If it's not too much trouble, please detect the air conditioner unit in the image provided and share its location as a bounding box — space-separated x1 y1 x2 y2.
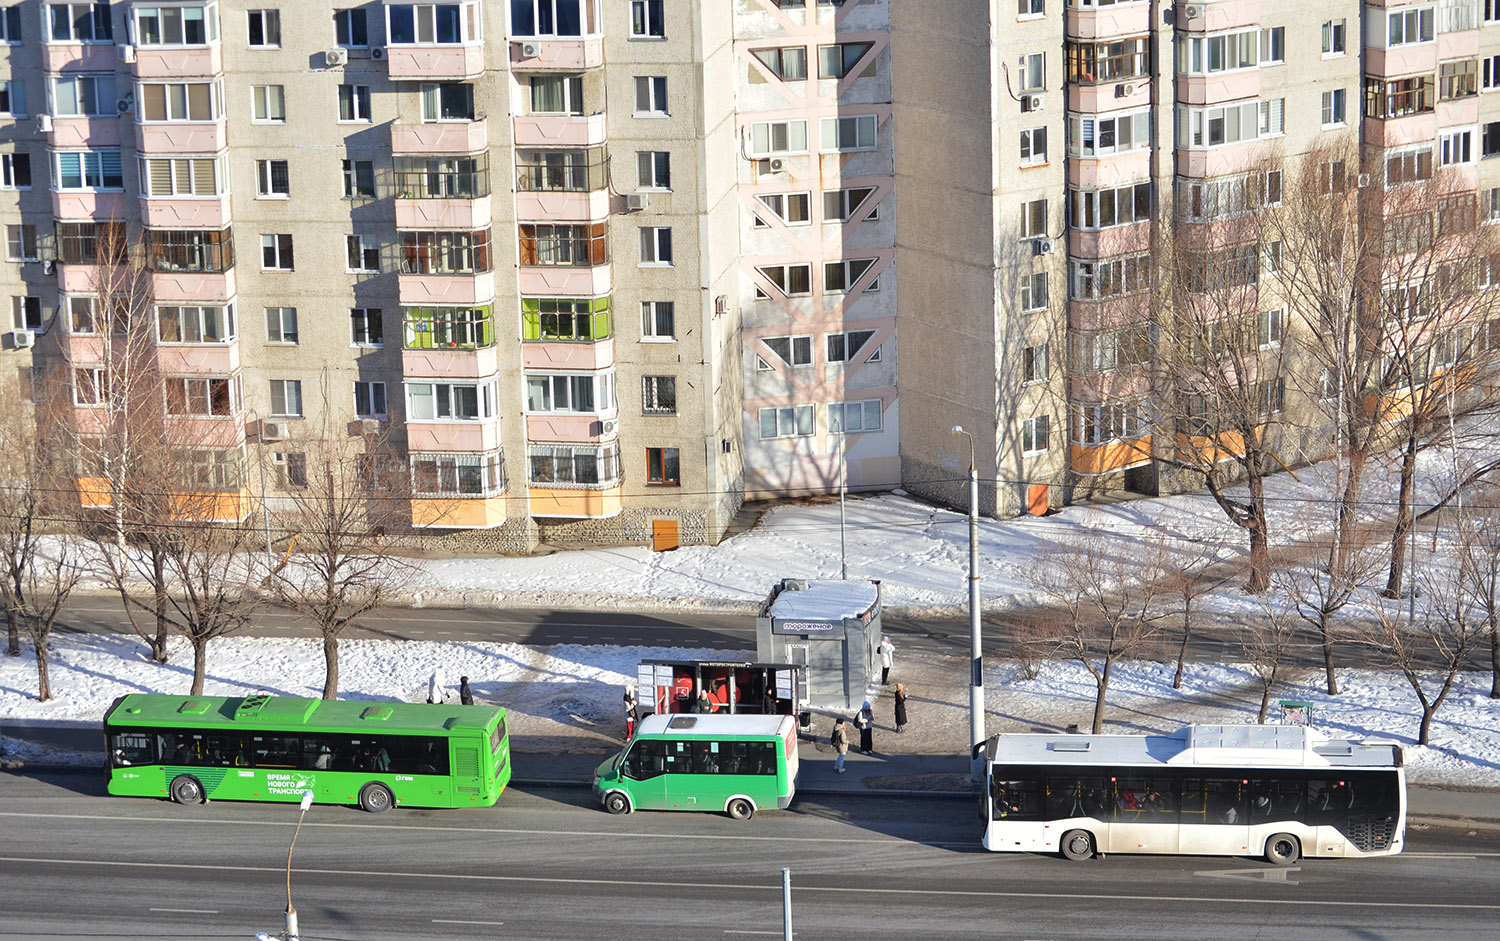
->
260 420 289 442
520 41 542 58
43 259 56 276
625 193 650 211
1022 94 1043 112
767 157 786 172
1184 4 1205 18
1033 238 1056 256
325 48 349 67
714 295 729 315
116 97 134 114
117 44 136 63
369 47 387 61
600 418 620 435
1117 83 1138 97
360 419 382 436
1357 173 1372 187
7 329 34 349
35 114 52 133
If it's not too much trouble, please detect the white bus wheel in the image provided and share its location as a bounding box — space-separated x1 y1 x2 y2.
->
1060 830 1094 861
1265 833 1300 866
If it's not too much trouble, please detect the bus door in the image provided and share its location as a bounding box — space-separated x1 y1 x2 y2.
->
1179 775 1250 855
987 769 1045 850
1107 773 1179 854
619 739 670 810
665 740 721 809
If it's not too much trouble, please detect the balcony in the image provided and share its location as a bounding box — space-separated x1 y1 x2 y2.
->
45 117 123 149
512 112 607 148
151 269 237 303
1070 438 1153 476
518 265 611 297
395 196 492 230
411 495 508 529
138 194 233 228
155 341 241 376
403 344 501 380
1172 0 1261 33
407 421 502 453
391 119 489 154
131 45 224 79
136 121 229 155
524 413 617 444
52 191 128 222
1065 3 1151 39
522 338 614 372
385 44 485 81
527 482 623 520
399 272 496 306
509 38 603 70
42 43 117 71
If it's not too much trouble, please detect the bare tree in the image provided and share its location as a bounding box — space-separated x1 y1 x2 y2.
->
1244 594 1298 724
1165 545 1221 689
1277 512 1384 695
156 500 262 695
272 434 413 699
1026 532 1171 733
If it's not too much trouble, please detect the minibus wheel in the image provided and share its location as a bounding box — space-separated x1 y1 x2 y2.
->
726 798 754 821
169 775 203 805
1060 830 1094 861
604 791 630 815
359 783 393 813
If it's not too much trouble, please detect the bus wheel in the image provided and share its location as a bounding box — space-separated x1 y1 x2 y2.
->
1060 830 1094 861
604 792 630 815
169 775 203 805
726 798 754 821
1265 833 1300 866
359 783 394 814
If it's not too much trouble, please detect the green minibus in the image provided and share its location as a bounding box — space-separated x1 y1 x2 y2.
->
104 693 511 813
593 713 799 820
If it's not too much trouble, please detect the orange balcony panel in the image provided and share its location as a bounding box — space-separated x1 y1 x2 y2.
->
521 338 614 372
169 488 251 523
385 45 484 81
528 483 623 520
138 195 232 228
53 192 128 222
136 122 229 154
156 342 239 375
406 422 502 453
1070 437 1152 477
509 38 603 70
391 119 488 154
47 117 122 149
165 415 244 449
132 45 224 79
525 413 613 443
1175 430 1247 466
394 195 493 229
42 43 116 71
402 345 501 380
517 265 611 297
76 477 113 508
398 272 496 306
512 113 607 148
151 270 236 303
514 189 609 221
411 495 508 529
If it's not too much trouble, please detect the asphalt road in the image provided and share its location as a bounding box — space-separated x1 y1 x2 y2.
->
1 773 1497 940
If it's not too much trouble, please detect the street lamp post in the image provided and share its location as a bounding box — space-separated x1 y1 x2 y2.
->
243 407 274 577
256 789 315 941
951 426 984 780
838 432 847 580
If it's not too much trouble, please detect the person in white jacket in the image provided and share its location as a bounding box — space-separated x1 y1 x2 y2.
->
428 668 446 704
877 636 894 685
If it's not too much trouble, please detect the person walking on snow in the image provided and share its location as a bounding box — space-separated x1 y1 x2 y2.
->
856 703 874 754
459 676 474 706
894 683 908 733
831 716 850 773
877 636 895 685
427 668 446 704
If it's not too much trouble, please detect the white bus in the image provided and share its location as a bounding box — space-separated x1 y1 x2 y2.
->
983 724 1404 865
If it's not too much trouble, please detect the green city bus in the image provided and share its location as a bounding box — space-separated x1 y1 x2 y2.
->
593 713 799 820
104 693 511 813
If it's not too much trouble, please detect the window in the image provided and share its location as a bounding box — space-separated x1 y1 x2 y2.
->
1021 198 1047 238
0 153 29 190
338 84 372 122
1070 254 1152 300
518 223 605 267
637 151 670 189
524 372 614 414
421 81 475 123
54 150 124 190
408 380 498 421
1176 100 1272 147
529 76 582 115
1322 89 1346 127
255 159 289 197
754 264 812 297
67 294 102 333
272 452 308 489
339 234 379 272
6 224 37 261
645 447 679 485
1486 55 1500 91
826 329 876 364
1441 60 1479 100
141 156 220 196
261 234 294 270
510 0 596 38
0 6 20 43
1177 172 1280 222
1386 146 1434 186
163 376 237 416
820 114 877 152
1175 29 1260 76
1440 128 1474 166
1258 98 1284 136
334 8 368 46
354 381 387 419
1069 37 1152 85
270 379 303 417
265 306 297 343
752 47 807 81
400 153 491 196
761 335 812 368
252 84 286 122
527 442 619 487
1020 126 1047 165
823 186 878 222
404 305 494 349
414 450 506 497
132 4 216 45
1018 0 1044 15
753 192 811 227
1072 400 1149 445
1067 109 1151 157
386 2 479 44
829 399 882 434
1019 52 1044 91
1257 377 1286 418
1259 27 1283 65
1023 344 1049 383
639 227 673 265
50 74 115 117
1488 0 1500 23
759 404 814 438
817 41 873 79
0 80 25 117
630 0 664 38
748 119 809 157
157 305 236 343
642 376 676 414
49 3 112 42
140 82 220 122
824 258 878 292
642 301 674 340
12 296 41 330
402 229 494 275
523 297 609 341
1485 121 1500 157
1386 7 1435 47
1021 272 1048 311
1021 415 1050 454
351 308 383 347
634 76 668 115
1259 308 1283 349
247 9 280 46
72 366 106 406
342 158 375 198
1069 182 1152 230
1262 240 1283 274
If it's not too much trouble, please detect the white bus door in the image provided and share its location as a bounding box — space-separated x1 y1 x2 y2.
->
1105 773 1179 854
1179 775 1250 856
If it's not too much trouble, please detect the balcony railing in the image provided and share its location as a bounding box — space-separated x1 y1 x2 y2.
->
393 153 490 199
515 146 608 192
146 228 235 273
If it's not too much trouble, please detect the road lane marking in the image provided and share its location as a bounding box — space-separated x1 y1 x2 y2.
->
724 931 787 936
5 857 1500 911
149 907 218 914
1195 867 1300 884
433 919 504 926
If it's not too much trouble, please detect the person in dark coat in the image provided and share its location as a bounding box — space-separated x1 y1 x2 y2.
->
459 676 474 706
856 704 874 754
894 683 908 733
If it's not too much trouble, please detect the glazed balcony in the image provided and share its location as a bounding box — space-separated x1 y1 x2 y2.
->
512 112 607 148
1070 438 1154 476
52 191 128 222
155 341 241 376
524 413 617 444
391 119 489 155
41 43 117 71
518 265 612 297
509 37 603 70
398 272 496 306
150 269 237 303
395 196 492 229
1065 2 1151 39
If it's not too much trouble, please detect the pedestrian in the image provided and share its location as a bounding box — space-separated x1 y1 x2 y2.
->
427 667 446 704
894 682 908 733
624 686 639 738
877 636 895 685
856 703 874 754
831 716 849 773
459 676 474 706
697 689 713 714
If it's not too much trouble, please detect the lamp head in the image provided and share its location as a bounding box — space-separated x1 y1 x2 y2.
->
299 790 315 811
951 425 964 435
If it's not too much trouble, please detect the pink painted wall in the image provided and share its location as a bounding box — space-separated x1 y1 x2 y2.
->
386 45 484 82
398 272 497 306
395 195 494 229
517 265 612 296
152 271 237 303
155 342 240 375
521 338 614 371
49 118 122 148
133 46 223 78
406 420 502 453
511 113 607 148
509 38 603 70
513 189 609 221
136 122 228 154
524 413 615 443
138 195 232 227
392 119 489 154
402 345 501 380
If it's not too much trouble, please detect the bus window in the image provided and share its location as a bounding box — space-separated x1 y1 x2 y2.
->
691 741 721 774
112 732 153 767
250 735 300 769
993 776 1040 820
351 739 392 773
414 739 448 775
1346 771 1398 818
303 737 344 771
1046 772 1109 819
1203 776 1247 824
622 740 666 779
1307 775 1354 825
1113 774 1176 821
205 734 246 767
1251 775 1304 820
160 733 196 766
